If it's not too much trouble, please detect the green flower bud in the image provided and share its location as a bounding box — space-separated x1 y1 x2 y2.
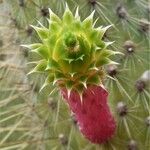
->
24 4 120 95
64 32 77 48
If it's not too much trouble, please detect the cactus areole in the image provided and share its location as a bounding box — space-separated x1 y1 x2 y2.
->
24 5 120 144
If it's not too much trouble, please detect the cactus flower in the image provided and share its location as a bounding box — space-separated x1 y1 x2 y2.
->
24 4 120 144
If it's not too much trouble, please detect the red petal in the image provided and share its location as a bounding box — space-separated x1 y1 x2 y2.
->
60 85 116 144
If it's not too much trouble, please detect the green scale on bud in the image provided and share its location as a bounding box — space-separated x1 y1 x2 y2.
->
23 4 120 100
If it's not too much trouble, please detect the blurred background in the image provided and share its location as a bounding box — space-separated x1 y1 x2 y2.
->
0 0 149 150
